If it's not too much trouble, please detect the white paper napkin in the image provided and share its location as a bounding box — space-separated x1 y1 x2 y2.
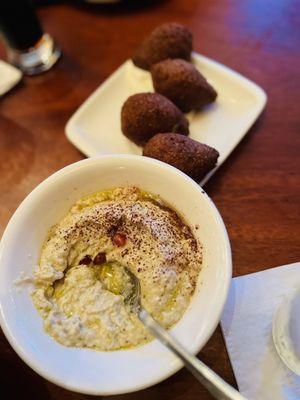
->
0 60 22 95
221 262 300 400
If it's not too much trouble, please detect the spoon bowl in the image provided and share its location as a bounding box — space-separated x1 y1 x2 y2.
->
123 267 142 313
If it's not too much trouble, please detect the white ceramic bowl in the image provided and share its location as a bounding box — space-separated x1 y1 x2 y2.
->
0 155 231 395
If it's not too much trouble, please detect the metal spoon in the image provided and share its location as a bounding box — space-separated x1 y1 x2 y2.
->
124 268 247 400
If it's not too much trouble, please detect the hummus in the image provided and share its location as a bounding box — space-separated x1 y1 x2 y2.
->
32 187 202 351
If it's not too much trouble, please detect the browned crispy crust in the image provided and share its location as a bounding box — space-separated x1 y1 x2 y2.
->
132 23 192 71
151 59 217 112
143 133 219 182
121 93 189 146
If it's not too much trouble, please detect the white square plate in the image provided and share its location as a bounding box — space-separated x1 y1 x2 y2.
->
66 52 267 185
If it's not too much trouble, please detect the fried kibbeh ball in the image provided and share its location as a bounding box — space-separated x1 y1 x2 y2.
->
132 23 192 71
143 133 219 181
151 59 217 112
121 93 189 146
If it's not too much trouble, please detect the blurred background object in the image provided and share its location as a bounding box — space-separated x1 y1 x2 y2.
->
0 0 61 75
85 0 122 3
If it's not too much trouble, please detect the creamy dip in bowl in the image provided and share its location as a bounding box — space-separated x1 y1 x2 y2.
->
0 155 231 395
33 187 202 351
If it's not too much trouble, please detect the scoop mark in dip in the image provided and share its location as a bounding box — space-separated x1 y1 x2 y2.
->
31 186 202 351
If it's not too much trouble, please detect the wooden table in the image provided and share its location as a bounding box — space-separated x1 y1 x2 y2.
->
0 0 299 398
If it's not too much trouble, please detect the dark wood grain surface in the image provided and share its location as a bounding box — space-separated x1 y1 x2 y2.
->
0 0 299 398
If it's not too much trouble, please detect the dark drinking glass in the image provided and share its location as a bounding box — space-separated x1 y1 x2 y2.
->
0 0 61 75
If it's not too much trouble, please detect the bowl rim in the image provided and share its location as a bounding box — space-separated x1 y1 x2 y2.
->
0 154 232 395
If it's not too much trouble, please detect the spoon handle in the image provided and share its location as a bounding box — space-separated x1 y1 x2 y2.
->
139 309 246 400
